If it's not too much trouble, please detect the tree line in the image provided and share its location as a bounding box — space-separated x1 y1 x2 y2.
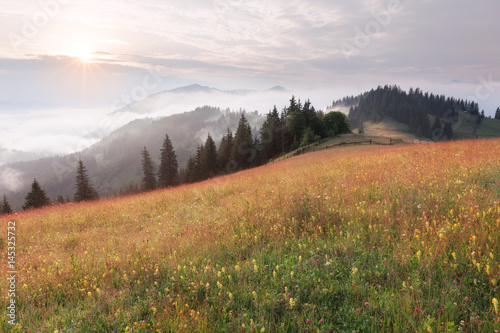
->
0 96 349 213
1 159 99 214
348 85 500 141
141 96 349 190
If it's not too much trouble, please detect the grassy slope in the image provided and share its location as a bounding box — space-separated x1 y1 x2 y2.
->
362 116 425 141
354 113 500 142
1 140 500 332
446 112 500 140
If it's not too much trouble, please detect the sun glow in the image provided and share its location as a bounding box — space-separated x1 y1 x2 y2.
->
71 42 93 63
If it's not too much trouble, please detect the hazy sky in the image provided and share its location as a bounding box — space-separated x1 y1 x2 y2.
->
1 0 500 157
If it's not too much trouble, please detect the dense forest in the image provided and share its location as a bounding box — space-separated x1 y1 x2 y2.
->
346 85 494 140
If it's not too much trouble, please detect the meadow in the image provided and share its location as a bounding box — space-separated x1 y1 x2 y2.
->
1 139 500 332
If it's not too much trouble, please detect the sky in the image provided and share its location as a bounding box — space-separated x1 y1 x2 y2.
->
0 0 500 161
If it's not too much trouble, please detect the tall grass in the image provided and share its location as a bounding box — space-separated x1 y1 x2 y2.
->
1 139 499 332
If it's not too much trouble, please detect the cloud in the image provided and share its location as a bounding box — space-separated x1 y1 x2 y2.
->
0 167 25 192
101 39 129 45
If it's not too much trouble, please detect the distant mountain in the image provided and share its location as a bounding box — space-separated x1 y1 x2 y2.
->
112 84 289 115
168 84 288 95
0 147 45 165
0 107 265 210
169 84 218 94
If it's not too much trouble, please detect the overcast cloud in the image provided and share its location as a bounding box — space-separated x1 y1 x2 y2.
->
0 0 499 161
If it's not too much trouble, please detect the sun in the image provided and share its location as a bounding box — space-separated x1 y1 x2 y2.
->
71 42 93 63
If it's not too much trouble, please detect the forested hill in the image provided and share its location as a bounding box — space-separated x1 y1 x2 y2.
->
346 85 499 140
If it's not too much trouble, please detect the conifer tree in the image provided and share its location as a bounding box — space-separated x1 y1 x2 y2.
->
231 114 254 170
201 134 218 178
55 195 65 204
495 107 500 119
184 155 198 184
23 179 50 210
2 194 12 214
158 134 178 188
141 147 157 191
217 129 233 173
74 159 99 202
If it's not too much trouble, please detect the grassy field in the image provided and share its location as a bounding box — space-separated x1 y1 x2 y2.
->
451 112 500 140
1 139 500 332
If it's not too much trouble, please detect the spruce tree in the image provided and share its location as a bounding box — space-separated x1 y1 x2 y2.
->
231 114 254 170
23 179 50 210
74 159 98 202
158 134 178 188
184 155 198 184
201 134 218 178
1 194 12 214
495 107 500 119
141 147 157 191
217 129 233 173
55 195 65 204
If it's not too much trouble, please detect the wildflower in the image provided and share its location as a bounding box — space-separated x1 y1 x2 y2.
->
464 297 470 302
493 298 499 314
414 307 419 313
306 319 311 324
319 319 323 324
260 328 266 333
364 302 369 306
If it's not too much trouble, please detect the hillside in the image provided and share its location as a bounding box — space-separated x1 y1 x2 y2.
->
355 116 429 141
346 85 500 141
0 107 264 210
1 139 499 332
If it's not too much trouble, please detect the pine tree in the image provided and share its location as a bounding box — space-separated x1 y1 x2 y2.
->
74 159 99 202
217 129 233 173
55 195 65 204
495 107 500 119
2 194 13 214
201 134 218 178
23 179 50 210
184 155 198 184
231 114 254 170
158 134 178 188
141 147 157 191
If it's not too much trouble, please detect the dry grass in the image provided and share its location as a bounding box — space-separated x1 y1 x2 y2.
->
1 139 500 332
